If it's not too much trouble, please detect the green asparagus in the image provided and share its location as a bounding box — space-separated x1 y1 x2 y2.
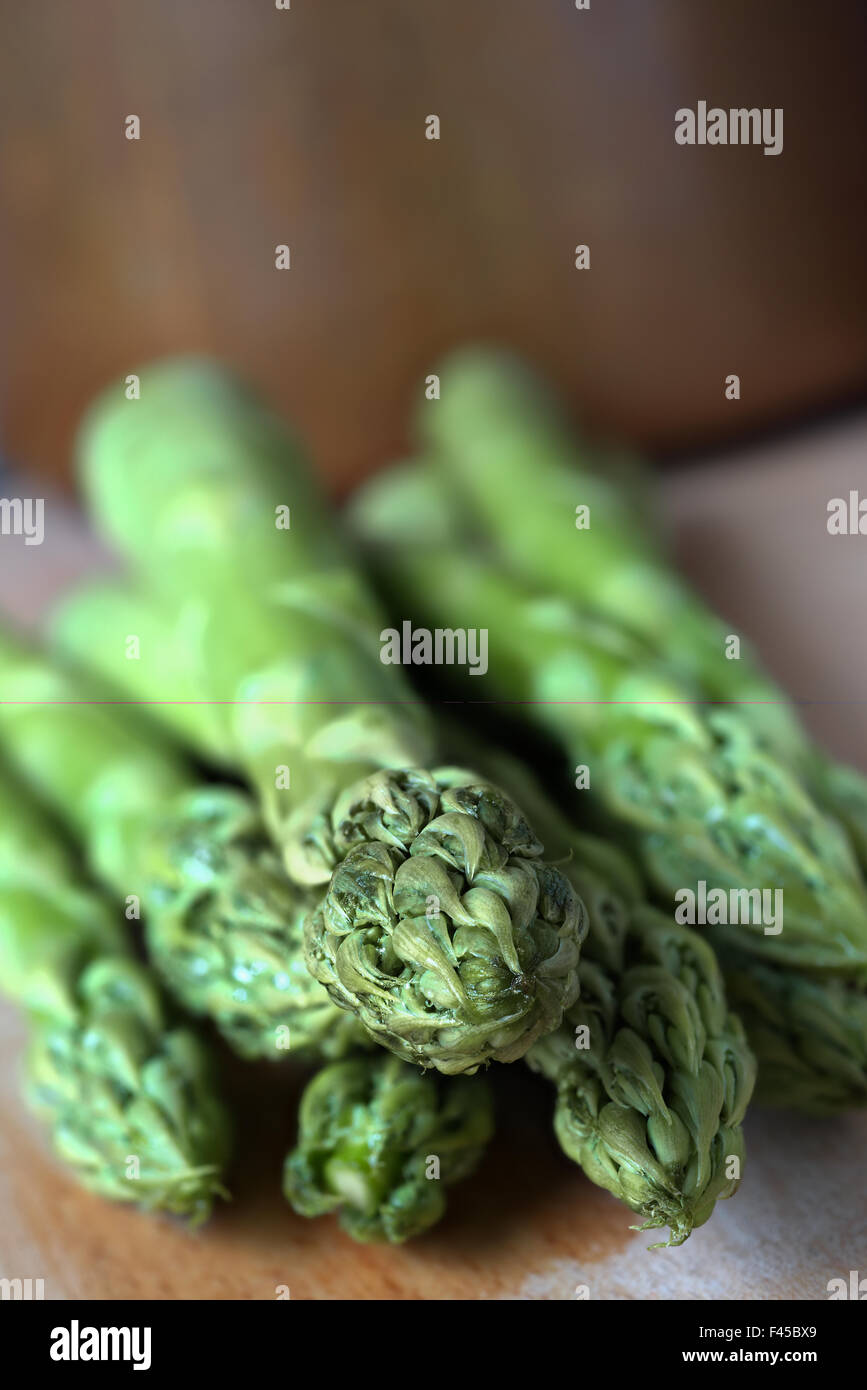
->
717 948 867 1114
442 741 756 1243
417 349 808 763
55 361 588 1073
0 625 364 1062
350 476 867 974
462 741 863 1119
284 1054 494 1242
419 350 867 861
69 359 435 885
0 766 230 1220
394 353 867 1107
351 458 867 1111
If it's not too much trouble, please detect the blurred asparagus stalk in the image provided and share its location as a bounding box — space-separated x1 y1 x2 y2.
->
68 359 436 882
0 764 230 1221
284 1054 494 1243
416 349 867 871
0 624 364 1063
453 736 865 1117
54 360 588 1076
350 462 867 1111
417 351 808 760
351 463 867 974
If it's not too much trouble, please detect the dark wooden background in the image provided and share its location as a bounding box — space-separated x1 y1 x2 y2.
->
2 0 866 488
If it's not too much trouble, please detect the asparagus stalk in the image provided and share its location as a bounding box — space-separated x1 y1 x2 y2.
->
437 739 756 1242
349 485 867 972
715 949 867 1114
284 1054 494 1243
807 757 867 877
417 349 809 762
458 739 864 1118
72 359 436 885
55 361 588 1075
0 625 365 1062
0 765 230 1220
419 350 867 861
350 465 867 1111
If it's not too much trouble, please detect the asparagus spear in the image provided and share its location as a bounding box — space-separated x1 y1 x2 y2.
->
350 482 867 971
0 625 364 1062
455 739 864 1120
350 465 867 1111
52 586 587 1075
72 359 436 883
0 765 230 1220
433 739 756 1242
807 756 867 877
715 949 867 1114
418 350 867 862
388 354 867 1107
284 1054 494 1243
416 349 808 762
55 361 588 1075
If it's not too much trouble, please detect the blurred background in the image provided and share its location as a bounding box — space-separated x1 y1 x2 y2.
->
2 0 867 491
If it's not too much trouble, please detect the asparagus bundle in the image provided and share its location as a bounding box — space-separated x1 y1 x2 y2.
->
0 626 364 1062
0 765 230 1221
284 1054 494 1243
58 371 756 1243
54 361 587 1075
350 466 867 1112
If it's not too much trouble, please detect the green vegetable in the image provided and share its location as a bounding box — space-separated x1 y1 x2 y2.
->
530 922 753 1246
349 483 867 975
57 360 588 1073
303 766 587 1073
67 359 435 887
468 738 864 1118
0 626 365 1062
433 347 867 934
444 740 756 1243
0 766 230 1221
416 349 867 904
808 757 867 876
283 1054 494 1242
350 442 867 1113
408 351 867 1110
717 949 867 1114
416 348 809 764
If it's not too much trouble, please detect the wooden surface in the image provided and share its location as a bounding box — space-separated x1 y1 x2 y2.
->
2 0 867 491
1 417 866 1300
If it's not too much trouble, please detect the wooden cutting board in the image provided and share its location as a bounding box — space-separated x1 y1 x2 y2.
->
1 418 866 1299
